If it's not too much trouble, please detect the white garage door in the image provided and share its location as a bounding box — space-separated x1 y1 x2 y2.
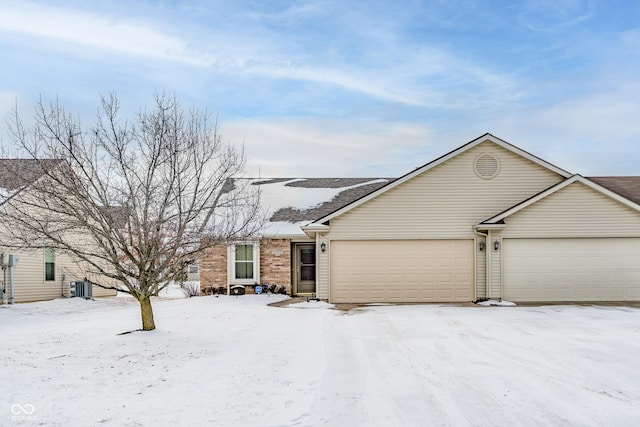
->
330 240 473 303
503 238 640 302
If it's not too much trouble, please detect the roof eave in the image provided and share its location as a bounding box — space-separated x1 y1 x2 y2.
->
474 223 506 230
310 133 573 225
300 224 330 238
482 175 640 224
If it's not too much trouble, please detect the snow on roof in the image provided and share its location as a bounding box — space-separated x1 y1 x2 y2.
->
247 178 393 236
0 187 17 204
0 159 63 205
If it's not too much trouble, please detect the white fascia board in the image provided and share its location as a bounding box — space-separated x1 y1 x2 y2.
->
300 224 330 238
581 176 640 212
482 175 640 224
311 133 572 225
262 233 309 240
484 134 572 179
473 223 506 230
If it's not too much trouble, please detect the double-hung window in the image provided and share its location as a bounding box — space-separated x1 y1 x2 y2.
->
230 243 259 283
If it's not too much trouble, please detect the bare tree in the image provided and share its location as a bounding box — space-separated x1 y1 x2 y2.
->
2 92 263 330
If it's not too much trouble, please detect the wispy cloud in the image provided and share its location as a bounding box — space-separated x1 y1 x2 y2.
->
222 117 434 177
0 2 210 65
0 1 521 110
516 0 594 32
1 0 638 178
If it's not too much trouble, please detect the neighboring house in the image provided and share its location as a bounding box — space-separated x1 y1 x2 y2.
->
200 133 640 303
0 159 117 303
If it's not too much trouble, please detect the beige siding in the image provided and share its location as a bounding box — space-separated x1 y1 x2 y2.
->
501 182 640 238
58 251 117 298
5 249 57 303
317 235 330 299
2 248 116 303
489 235 502 299
328 141 564 240
475 238 486 300
1 188 117 303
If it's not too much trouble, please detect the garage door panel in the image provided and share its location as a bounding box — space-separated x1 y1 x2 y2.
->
330 240 473 303
504 238 640 302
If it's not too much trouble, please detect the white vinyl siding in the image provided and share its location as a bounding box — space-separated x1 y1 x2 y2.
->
328 142 564 240
330 240 473 303
503 238 640 302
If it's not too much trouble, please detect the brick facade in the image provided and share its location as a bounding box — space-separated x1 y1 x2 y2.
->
199 245 227 290
259 238 291 294
200 239 293 295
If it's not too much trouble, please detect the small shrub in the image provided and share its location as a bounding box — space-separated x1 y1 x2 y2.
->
180 282 200 298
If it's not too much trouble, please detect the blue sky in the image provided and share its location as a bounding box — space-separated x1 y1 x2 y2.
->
1 0 639 177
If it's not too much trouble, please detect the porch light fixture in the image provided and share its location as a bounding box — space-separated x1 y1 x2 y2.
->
478 240 485 252
320 242 326 253
493 240 500 251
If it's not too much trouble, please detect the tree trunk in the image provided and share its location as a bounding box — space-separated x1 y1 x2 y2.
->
139 295 156 331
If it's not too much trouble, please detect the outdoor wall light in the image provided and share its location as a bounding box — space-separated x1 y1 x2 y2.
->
320 242 326 253
478 240 485 252
493 240 500 251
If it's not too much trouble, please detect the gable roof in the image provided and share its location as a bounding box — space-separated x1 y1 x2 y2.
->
310 133 573 225
479 175 640 226
0 158 63 205
233 178 393 236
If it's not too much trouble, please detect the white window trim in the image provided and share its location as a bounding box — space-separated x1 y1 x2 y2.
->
44 247 56 282
228 242 260 285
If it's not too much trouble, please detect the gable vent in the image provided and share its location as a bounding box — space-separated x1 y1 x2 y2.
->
474 154 499 179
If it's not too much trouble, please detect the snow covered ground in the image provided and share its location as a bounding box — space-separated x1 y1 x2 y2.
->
2 293 640 426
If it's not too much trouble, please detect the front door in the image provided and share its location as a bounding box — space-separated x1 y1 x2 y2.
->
295 244 316 294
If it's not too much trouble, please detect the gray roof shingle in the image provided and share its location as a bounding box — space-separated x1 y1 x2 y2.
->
268 179 393 223
0 159 62 191
246 178 393 225
588 177 640 205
